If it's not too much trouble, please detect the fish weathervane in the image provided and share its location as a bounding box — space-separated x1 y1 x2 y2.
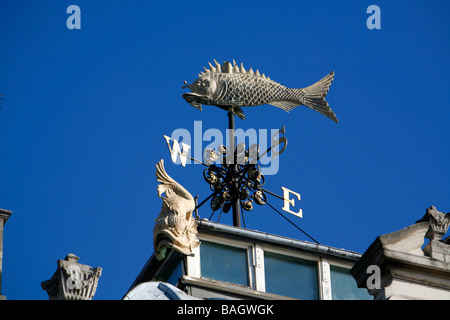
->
182 60 338 122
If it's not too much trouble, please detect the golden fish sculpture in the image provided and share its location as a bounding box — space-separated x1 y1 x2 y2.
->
182 60 338 122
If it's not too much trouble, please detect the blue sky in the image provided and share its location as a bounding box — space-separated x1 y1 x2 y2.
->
1 1 449 300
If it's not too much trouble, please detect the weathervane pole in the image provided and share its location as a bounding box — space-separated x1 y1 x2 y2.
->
182 60 337 235
228 109 241 227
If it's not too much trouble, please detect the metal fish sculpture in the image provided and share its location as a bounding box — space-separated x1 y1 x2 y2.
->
182 60 338 123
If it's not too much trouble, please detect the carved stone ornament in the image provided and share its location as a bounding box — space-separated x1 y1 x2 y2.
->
416 205 450 241
153 159 200 260
41 254 102 300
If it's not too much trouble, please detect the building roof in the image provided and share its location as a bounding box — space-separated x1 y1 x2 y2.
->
125 218 363 299
196 219 362 262
123 281 202 300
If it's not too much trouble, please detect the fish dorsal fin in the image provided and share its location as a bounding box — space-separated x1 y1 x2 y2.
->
221 61 233 73
202 60 270 79
208 62 216 72
240 63 245 73
214 59 221 70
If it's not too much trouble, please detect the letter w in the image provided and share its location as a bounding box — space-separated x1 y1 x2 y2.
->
164 135 190 167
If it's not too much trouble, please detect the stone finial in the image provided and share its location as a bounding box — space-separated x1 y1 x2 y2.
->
416 206 450 241
41 254 102 300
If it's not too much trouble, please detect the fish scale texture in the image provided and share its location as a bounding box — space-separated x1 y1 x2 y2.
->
219 73 301 107
183 60 337 122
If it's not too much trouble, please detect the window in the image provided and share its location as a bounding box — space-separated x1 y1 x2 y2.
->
330 265 371 300
189 235 368 300
166 261 183 286
155 250 183 284
264 251 319 300
200 241 250 286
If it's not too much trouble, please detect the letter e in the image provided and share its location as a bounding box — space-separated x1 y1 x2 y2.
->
281 186 302 218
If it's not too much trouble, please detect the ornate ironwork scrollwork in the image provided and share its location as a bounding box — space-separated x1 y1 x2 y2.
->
202 146 267 215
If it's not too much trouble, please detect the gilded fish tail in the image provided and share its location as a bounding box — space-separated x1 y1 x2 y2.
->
302 71 338 123
268 71 337 123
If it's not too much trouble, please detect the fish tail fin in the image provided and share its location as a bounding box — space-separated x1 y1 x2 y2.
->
302 71 338 123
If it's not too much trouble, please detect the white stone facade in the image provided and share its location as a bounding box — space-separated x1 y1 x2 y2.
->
351 206 450 300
